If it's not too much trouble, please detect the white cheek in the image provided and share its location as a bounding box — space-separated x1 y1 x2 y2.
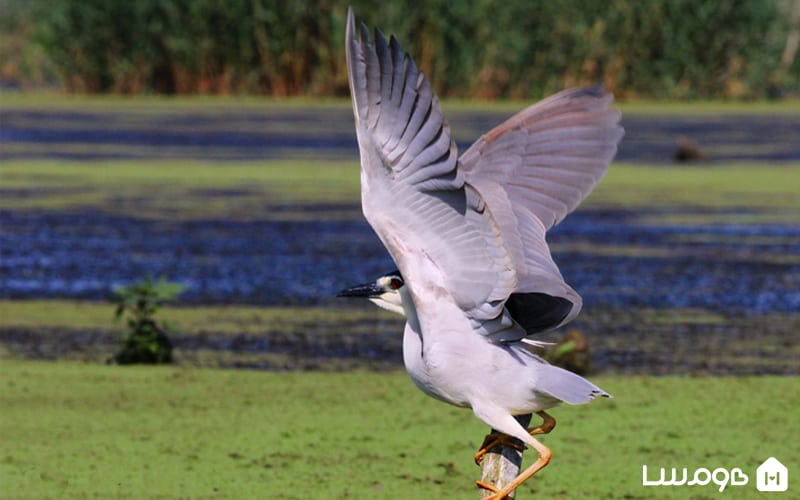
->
368 295 406 316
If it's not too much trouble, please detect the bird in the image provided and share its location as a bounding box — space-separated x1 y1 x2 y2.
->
341 7 623 499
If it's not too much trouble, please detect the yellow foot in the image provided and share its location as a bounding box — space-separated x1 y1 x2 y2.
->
474 433 526 465
475 480 499 493
483 493 509 500
477 479 513 499
474 412 556 497
477 452 552 499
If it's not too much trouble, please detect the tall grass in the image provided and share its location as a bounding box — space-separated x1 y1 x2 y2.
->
3 0 798 99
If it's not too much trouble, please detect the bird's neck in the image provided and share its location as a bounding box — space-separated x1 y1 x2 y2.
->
398 285 419 329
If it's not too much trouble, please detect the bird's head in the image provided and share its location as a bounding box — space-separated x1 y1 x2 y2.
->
336 269 406 316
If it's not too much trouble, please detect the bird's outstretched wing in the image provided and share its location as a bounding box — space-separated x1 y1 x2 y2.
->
459 86 624 332
346 8 515 322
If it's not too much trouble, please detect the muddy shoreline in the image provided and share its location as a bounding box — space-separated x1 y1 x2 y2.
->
3 308 796 375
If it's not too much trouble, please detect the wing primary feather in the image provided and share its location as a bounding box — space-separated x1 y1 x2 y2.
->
403 95 441 162
362 25 381 130
375 29 392 100
388 55 418 150
374 29 395 146
404 122 447 173
390 85 429 170
397 75 433 157
345 12 367 122
383 36 405 148
389 36 405 108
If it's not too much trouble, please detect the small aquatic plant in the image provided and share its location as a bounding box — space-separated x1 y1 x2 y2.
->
111 276 185 365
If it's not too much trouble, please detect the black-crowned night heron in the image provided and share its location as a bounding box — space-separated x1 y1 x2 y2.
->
339 8 623 498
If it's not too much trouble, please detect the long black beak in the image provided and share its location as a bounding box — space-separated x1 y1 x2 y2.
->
336 282 382 298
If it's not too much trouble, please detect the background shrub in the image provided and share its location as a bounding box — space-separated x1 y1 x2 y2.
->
111 276 185 365
1 0 798 99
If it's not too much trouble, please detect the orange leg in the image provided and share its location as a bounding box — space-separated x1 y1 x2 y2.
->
474 433 525 465
483 437 552 500
474 411 556 465
475 411 557 499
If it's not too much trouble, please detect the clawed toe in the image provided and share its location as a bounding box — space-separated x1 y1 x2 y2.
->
474 433 526 465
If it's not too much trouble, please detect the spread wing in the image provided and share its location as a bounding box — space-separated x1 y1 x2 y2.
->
346 8 516 323
459 86 624 331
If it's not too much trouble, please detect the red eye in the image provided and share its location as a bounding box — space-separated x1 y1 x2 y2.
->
390 278 402 290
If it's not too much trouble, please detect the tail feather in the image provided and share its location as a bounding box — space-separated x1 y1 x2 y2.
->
537 364 611 405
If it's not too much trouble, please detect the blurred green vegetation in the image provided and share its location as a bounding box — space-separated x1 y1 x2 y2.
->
1 0 799 99
1 361 797 497
2 160 798 222
0 160 361 220
0 299 396 335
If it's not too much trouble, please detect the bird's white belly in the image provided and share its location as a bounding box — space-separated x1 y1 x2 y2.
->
401 309 559 414
402 322 471 407
397 272 562 415
402 325 523 408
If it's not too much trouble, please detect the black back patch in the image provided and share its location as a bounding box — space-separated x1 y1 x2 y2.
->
505 293 574 335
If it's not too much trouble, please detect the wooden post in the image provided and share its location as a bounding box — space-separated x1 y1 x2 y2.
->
479 413 532 499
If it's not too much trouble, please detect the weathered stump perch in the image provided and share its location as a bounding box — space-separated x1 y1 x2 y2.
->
479 414 532 498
